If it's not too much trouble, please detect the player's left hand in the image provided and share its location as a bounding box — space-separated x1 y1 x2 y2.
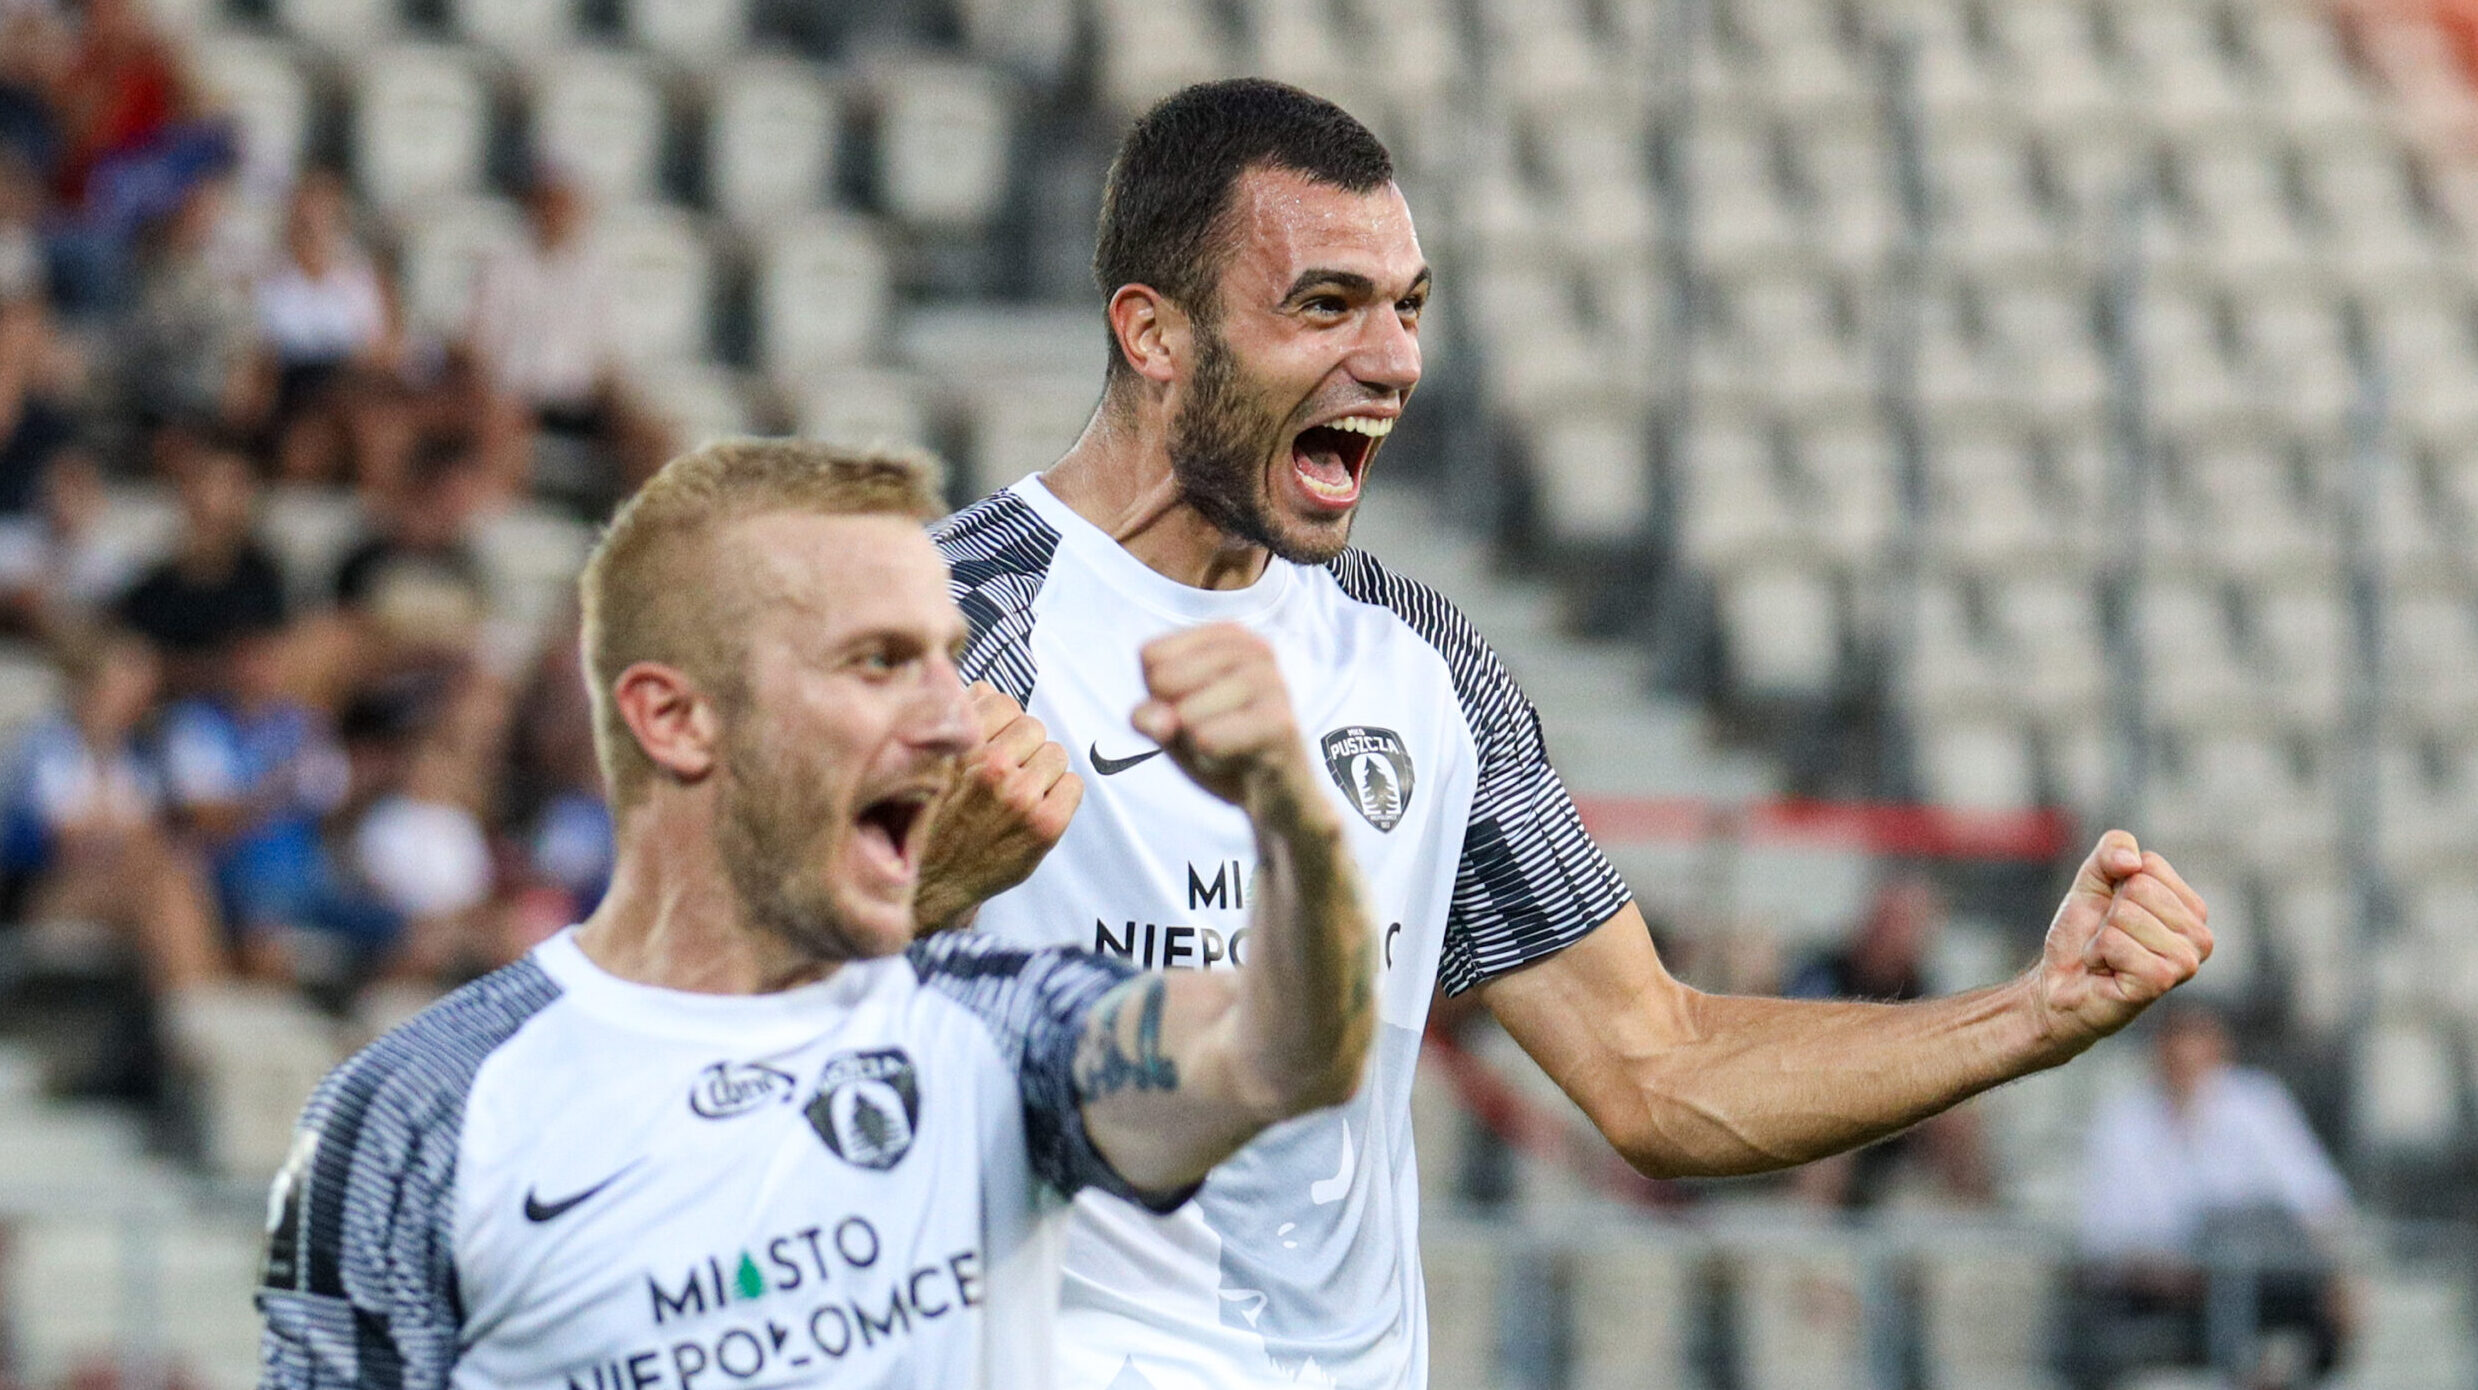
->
911 682 1082 933
2032 830 2212 1055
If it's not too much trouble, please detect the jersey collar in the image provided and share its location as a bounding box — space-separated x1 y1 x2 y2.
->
531 929 892 1045
1015 475 1298 625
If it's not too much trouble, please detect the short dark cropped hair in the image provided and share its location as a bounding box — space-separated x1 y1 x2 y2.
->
1094 79 1394 376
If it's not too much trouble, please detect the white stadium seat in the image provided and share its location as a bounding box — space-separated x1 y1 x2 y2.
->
1092 0 1228 117
394 196 527 338
1917 718 2040 811
633 364 755 450
353 45 492 210
591 206 718 369
1526 404 1653 544
625 0 754 66
870 60 1014 230
529 50 668 207
278 0 402 52
452 0 579 56
796 370 936 456
1720 560 1841 699
756 215 892 381
707 59 840 228
967 373 1095 496
191 38 311 204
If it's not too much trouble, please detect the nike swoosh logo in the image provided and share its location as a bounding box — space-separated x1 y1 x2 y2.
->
1089 742 1164 776
523 1162 640 1223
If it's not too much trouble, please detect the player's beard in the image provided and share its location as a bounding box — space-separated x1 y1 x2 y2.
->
1169 321 1352 566
713 703 863 964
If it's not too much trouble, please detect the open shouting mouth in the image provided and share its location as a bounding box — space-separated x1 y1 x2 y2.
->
1287 412 1395 512
851 787 937 885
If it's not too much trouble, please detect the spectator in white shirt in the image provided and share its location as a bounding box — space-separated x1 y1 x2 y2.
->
2074 1003 2353 1388
251 170 411 491
464 165 668 507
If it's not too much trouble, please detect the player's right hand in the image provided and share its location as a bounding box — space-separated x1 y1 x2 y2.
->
911 682 1082 933
1132 624 1321 812
2031 830 2212 1054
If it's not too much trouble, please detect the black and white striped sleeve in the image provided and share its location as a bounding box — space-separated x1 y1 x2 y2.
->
257 962 559 1390
908 934 1197 1213
1328 550 1633 994
932 491 1063 706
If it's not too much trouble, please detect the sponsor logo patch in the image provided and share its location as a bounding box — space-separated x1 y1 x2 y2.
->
805 1048 921 1171
1321 726 1415 832
689 1060 798 1119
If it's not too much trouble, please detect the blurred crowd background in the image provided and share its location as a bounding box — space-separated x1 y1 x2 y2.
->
1 0 2477 1386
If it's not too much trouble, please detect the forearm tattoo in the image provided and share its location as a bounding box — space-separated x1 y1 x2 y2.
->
1076 976 1179 1100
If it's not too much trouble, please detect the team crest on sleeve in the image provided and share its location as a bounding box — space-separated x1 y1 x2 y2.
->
804 1048 921 1170
1321 726 1416 832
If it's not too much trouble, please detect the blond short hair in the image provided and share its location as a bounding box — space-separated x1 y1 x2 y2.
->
577 437 947 808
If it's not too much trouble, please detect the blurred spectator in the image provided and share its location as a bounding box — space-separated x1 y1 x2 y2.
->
52 0 186 208
0 8 67 180
1785 874 1995 1209
343 668 514 982
0 448 149 637
467 166 668 505
2070 1003 2355 1389
0 151 43 303
114 439 287 691
332 436 491 676
156 615 358 982
0 630 223 991
503 610 609 940
123 173 256 432
0 180 81 529
252 170 413 490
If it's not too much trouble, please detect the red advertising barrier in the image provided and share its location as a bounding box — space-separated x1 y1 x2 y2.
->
1573 795 2077 862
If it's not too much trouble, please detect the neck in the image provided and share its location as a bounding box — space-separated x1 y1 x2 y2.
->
574 800 841 995
1043 390 1273 591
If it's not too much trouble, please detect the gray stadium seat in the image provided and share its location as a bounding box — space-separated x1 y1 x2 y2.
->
756 214 892 380
452 0 580 57
1092 0 1228 117
592 205 719 369
625 0 753 67
190 38 311 207
278 0 402 52
796 369 936 457
633 363 756 452
706 58 839 229
352 44 492 210
394 195 527 340
868 59 1014 231
528 49 668 207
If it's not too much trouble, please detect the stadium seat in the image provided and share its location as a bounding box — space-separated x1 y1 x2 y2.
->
1917 717 2041 811
1092 0 1228 117
966 373 1096 496
1995 0 2123 132
591 205 718 368
1719 560 1842 699
633 364 756 452
1733 1246 1867 1390
139 0 228 35
868 60 1014 230
1525 404 1653 544
2356 1009 2462 1156
277 0 402 52
2136 578 2252 728
190 38 311 205
393 195 527 339
796 369 936 456
1567 1245 1694 1390
451 0 579 56
1919 1248 2060 1388
177 987 349 1180
1421 1225 1499 1390
1907 580 2014 720
528 49 668 207
706 59 839 229
755 215 892 381
624 0 753 67
351 45 492 210
261 486 368 609
1678 419 1803 569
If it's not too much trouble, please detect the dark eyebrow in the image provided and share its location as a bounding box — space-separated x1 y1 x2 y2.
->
1282 266 1435 305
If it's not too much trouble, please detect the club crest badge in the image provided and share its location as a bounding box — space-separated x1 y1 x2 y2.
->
1322 726 1416 832
805 1048 921 1171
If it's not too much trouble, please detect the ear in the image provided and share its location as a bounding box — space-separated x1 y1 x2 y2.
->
1107 284 1188 386
613 661 721 784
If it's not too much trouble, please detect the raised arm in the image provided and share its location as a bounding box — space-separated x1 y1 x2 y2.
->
1482 832 2211 1179
1071 624 1378 1192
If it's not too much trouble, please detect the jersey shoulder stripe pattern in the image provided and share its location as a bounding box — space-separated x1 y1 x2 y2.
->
1324 546 1633 994
932 491 1063 706
907 933 1194 1214
258 958 562 1390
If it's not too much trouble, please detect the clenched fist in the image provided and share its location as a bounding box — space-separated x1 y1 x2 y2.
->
1132 624 1322 814
2034 830 2213 1054
912 682 1082 933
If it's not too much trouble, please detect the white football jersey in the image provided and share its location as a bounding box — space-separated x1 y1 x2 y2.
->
257 929 1183 1390
935 479 1631 1390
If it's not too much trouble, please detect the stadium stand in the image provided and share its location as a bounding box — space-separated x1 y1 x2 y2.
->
7 0 2478 1385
